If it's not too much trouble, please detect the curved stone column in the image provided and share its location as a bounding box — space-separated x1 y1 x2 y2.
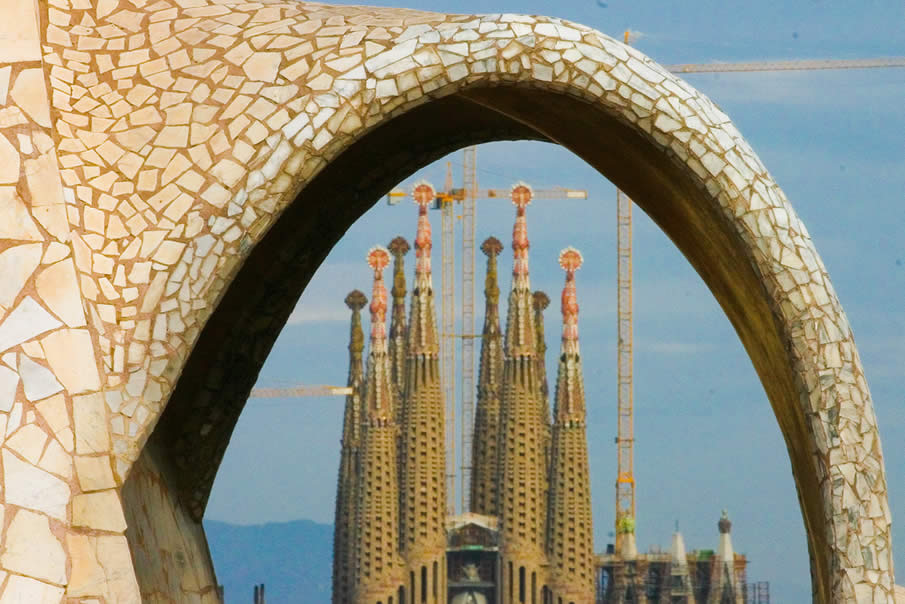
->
0 1 892 601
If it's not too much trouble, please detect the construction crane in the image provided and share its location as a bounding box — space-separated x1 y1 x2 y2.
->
614 189 636 555
606 42 905 556
252 52 904 525
665 57 905 74
388 165 588 514
250 385 352 398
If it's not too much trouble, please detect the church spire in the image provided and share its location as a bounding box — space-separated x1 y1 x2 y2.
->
498 182 549 601
332 289 367 604
470 236 505 516
343 290 367 443
365 247 392 416
399 182 447 599
708 510 743 603
408 182 439 356
533 290 551 401
505 183 537 357
669 525 695 601
388 236 410 405
354 246 404 602
555 247 585 420
533 290 553 474
546 248 595 603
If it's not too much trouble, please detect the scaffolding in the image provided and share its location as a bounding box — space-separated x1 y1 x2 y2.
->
460 146 478 513
441 166 457 516
615 189 636 546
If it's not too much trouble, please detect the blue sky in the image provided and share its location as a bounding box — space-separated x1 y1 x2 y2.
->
204 2 905 601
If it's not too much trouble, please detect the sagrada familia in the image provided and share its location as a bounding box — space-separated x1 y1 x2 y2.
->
330 183 750 604
332 182 595 604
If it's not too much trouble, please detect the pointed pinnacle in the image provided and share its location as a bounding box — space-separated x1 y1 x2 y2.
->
413 181 435 283
559 247 583 351
388 236 411 257
481 236 503 258
345 290 368 312
367 246 390 348
532 291 550 311
389 237 409 304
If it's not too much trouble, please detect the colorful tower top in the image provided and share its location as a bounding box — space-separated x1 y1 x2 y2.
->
367 246 390 356
413 181 434 288
510 182 533 291
408 181 439 356
553 247 586 423
364 245 396 426
559 247 583 357
505 183 537 357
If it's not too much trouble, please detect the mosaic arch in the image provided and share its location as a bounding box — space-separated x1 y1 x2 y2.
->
0 0 893 601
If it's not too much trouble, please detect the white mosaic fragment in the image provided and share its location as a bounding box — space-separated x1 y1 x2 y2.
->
397 24 433 43
0 244 42 310
73 392 110 455
6 401 21 438
628 74 659 100
375 78 398 98
0 364 17 412
340 64 366 81
364 38 418 73
3 448 70 520
653 114 681 133
1 574 65 604
41 329 101 394
627 57 665 84
18 355 63 401
0 296 63 353
1 508 67 585
700 151 726 177
34 258 87 327
5 423 47 464
500 13 535 24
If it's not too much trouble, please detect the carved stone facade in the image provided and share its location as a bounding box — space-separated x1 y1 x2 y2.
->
0 0 893 601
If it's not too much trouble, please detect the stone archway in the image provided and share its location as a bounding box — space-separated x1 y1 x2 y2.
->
0 1 892 602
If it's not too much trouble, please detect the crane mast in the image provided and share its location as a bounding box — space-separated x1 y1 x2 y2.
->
460 146 478 513
615 189 636 552
441 164 457 515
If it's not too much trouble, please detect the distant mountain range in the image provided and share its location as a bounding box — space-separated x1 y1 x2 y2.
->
205 519 333 604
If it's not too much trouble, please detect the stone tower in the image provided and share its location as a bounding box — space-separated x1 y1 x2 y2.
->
497 183 550 602
399 182 448 602
532 290 553 473
707 511 744 604
354 248 404 603
333 290 368 604
546 248 596 604
470 236 505 517
668 527 695 602
388 236 411 408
